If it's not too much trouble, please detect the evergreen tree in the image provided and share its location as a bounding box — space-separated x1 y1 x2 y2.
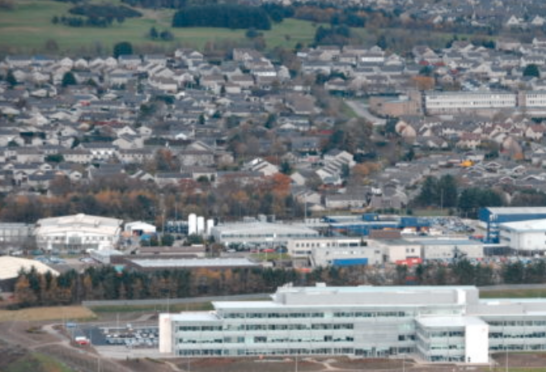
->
62 71 77 87
523 64 540 78
149 26 158 39
438 174 458 208
113 41 133 58
6 70 17 87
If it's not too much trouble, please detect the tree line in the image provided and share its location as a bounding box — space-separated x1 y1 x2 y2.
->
414 175 505 218
13 258 546 309
396 259 546 287
0 170 303 224
12 265 330 308
172 4 272 30
51 4 141 28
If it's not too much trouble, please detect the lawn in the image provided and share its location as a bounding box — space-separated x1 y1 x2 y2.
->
480 288 546 299
0 0 318 54
90 302 213 313
0 306 96 322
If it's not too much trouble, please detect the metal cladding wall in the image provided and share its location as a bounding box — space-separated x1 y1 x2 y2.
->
332 258 368 267
479 208 546 243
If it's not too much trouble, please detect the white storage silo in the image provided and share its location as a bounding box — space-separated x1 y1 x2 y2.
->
188 213 197 235
206 219 215 236
197 216 205 235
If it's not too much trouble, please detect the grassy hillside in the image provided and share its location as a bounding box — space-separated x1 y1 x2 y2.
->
0 0 318 55
4 353 75 372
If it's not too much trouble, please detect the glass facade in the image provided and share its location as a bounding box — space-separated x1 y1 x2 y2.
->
160 285 546 363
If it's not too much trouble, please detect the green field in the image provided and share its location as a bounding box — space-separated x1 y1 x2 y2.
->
0 0 319 54
480 288 546 299
90 301 214 313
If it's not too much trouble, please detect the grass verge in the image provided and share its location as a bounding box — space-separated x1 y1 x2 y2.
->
0 306 96 322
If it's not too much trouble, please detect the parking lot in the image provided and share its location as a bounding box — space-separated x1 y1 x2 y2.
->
80 325 159 348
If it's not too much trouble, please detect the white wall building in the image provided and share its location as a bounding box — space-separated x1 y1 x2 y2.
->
499 218 546 253
211 222 319 247
35 213 123 252
124 221 157 235
159 284 544 364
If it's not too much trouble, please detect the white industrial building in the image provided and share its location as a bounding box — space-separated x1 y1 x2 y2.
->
211 222 319 246
499 218 546 254
286 237 366 257
124 221 156 236
34 213 123 252
159 283 546 364
287 236 483 266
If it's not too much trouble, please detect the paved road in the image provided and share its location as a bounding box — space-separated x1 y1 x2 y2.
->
83 293 270 307
345 100 386 126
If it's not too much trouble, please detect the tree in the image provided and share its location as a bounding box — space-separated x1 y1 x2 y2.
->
458 188 503 218
113 41 133 58
149 26 158 39
6 70 17 87
280 160 292 175
62 71 77 87
161 234 175 246
160 30 174 41
415 176 438 206
245 28 260 39
523 64 540 78
438 174 458 208
376 34 387 49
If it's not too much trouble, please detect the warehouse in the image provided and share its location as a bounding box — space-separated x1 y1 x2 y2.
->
499 219 546 254
159 283 546 364
211 222 319 247
34 213 123 252
0 256 59 291
479 207 546 243
417 239 484 260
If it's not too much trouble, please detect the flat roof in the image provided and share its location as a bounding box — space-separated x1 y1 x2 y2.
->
416 316 487 328
416 239 482 246
485 207 546 215
275 285 476 294
212 222 319 235
169 312 219 322
500 218 546 232
131 258 258 268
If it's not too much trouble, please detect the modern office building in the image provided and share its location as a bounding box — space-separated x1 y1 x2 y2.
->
479 207 546 243
159 284 546 364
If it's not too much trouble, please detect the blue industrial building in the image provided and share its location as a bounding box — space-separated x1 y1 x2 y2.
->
479 207 546 243
324 214 430 236
332 258 369 267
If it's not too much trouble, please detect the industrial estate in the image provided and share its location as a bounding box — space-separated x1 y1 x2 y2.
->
6 0 546 370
